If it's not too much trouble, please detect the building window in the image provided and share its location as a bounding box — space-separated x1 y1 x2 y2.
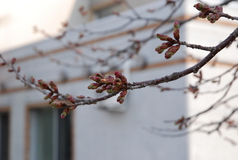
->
29 108 71 160
91 1 125 19
0 112 9 160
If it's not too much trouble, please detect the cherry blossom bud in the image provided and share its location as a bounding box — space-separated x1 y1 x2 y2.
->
49 81 58 93
60 112 67 119
11 57 16 65
95 73 104 78
164 45 180 59
173 29 180 41
115 71 127 84
207 14 220 23
8 69 14 72
17 66 21 72
51 95 58 101
44 92 53 100
77 95 85 99
156 34 175 43
96 88 104 93
0 62 6 66
66 94 75 103
155 42 173 53
198 11 209 18
214 6 223 12
106 89 114 93
51 100 63 108
173 21 180 30
193 3 209 12
38 79 50 90
31 76 35 84
155 46 165 54
88 83 101 89
89 75 101 82
117 96 125 104
60 108 69 119
120 90 127 97
113 78 122 86
193 3 204 10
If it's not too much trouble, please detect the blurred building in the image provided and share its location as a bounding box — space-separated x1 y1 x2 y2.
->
0 0 238 160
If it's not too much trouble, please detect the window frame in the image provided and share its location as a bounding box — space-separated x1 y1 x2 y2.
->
89 0 126 21
25 102 74 160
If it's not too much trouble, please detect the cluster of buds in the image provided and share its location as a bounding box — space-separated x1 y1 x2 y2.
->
194 3 223 23
174 116 188 130
155 21 181 59
88 71 128 104
1 57 21 73
38 79 77 118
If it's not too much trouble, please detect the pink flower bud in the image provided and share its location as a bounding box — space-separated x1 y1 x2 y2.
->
214 6 223 12
198 11 209 18
155 47 165 54
106 89 114 93
95 73 104 78
113 78 122 86
17 66 21 72
66 94 75 103
96 88 104 93
8 69 14 72
155 42 173 53
51 100 63 108
105 75 115 83
115 71 127 84
89 75 101 82
156 34 175 43
31 76 35 84
11 57 16 65
164 45 180 59
173 28 180 41
207 14 220 23
173 21 180 30
51 95 58 101
193 3 204 11
44 92 53 100
120 90 127 97
0 62 6 66
60 112 67 119
77 95 85 99
193 3 209 12
117 96 125 104
88 83 100 89
38 79 50 89
49 81 58 93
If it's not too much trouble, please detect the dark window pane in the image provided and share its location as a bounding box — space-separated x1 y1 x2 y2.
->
58 109 71 160
30 108 71 160
0 112 9 160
